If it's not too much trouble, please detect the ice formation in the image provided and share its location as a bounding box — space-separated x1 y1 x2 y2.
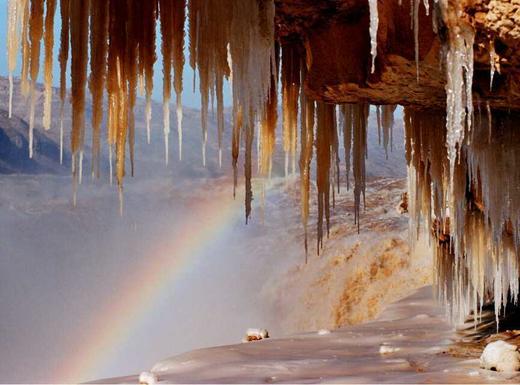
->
42 0 56 130
480 340 520 372
405 108 520 324
7 0 520 324
7 0 25 119
368 0 378 73
28 0 44 158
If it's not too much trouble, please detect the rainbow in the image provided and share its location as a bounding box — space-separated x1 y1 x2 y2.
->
57 188 243 383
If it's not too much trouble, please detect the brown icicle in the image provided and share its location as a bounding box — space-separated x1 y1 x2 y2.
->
281 43 300 176
28 0 44 158
381 104 396 158
139 0 157 145
58 0 70 164
43 0 57 131
70 0 89 200
299 69 314 259
88 0 108 178
244 110 254 224
259 41 279 178
173 0 186 160
126 0 139 178
341 105 353 190
352 103 369 233
20 0 30 98
316 102 334 253
232 105 243 198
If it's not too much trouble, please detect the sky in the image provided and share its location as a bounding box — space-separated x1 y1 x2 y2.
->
0 0 232 109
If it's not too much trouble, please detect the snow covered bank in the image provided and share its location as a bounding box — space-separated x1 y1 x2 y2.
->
267 178 432 333
102 286 520 383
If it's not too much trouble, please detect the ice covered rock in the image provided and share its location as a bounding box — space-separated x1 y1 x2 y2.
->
139 371 157 385
242 328 269 342
480 340 520 372
396 192 408 214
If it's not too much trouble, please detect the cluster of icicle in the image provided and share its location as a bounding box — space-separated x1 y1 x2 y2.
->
405 108 520 326
6 0 382 251
9 0 520 319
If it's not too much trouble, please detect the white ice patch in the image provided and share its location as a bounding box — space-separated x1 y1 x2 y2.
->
139 371 157 385
318 329 331 335
480 340 520 372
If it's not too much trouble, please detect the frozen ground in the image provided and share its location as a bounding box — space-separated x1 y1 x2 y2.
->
103 286 520 384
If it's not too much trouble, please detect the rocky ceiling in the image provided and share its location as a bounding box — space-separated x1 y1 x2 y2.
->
274 0 520 110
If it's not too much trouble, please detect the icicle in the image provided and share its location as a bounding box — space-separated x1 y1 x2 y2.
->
159 0 174 166
244 112 254 224
352 103 368 232
59 112 64 164
89 0 108 178
232 105 242 198
316 102 333 252
78 150 83 184
444 9 475 228
20 0 30 98
342 104 353 190
281 43 300 177
381 105 396 158
489 39 497 91
7 0 25 118
423 0 429 15
259 42 279 179
108 144 113 185
58 0 70 155
141 0 157 146
173 0 185 161
368 0 378 73
28 0 45 158
299 62 313 259
43 0 57 130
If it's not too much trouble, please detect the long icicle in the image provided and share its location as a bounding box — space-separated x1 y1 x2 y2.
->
7 0 25 118
88 0 108 178
58 0 70 165
43 0 57 130
368 0 379 73
159 0 174 165
173 0 186 161
28 0 45 158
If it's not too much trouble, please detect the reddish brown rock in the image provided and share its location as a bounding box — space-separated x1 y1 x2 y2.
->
275 0 520 110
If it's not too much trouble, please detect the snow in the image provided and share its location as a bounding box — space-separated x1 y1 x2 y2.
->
112 287 520 384
379 345 401 354
480 340 520 372
138 371 157 385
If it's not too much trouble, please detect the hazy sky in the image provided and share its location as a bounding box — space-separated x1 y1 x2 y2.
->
0 0 232 108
